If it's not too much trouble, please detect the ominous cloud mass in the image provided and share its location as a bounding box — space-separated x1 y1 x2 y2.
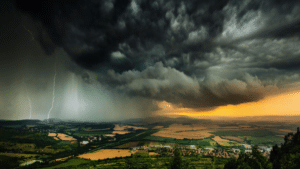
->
1 0 300 120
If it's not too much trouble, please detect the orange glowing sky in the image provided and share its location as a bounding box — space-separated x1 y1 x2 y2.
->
156 89 300 118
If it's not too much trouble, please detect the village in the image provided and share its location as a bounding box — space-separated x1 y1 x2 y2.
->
128 143 273 159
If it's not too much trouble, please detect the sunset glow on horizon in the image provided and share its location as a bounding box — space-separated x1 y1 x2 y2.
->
157 89 300 118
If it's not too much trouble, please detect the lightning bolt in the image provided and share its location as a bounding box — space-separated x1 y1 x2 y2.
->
25 87 32 119
23 78 33 119
47 64 57 121
22 25 35 41
27 95 32 119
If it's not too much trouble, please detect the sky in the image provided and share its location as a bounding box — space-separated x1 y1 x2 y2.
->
1 0 300 121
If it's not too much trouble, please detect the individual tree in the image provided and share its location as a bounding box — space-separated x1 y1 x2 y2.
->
252 146 272 169
170 146 184 169
168 146 191 169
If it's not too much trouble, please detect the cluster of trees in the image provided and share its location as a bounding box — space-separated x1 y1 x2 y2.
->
0 155 20 168
224 146 272 169
0 128 60 150
269 127 300 169
224 127 300 169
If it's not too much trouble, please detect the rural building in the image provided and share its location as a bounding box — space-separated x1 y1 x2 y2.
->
241 144 251 149
80 141 89 146
258 146 267 149
262 147 272 152
232 148 240 153
205 147 214 151
189 145 196 149
245 150 252 153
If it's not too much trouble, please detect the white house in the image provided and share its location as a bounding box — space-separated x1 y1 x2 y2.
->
262 147 272 152
245 150 252 153
232 148 240 153
205 147 214 151
241 144 252 149
80 141 89 146
189 145 196 149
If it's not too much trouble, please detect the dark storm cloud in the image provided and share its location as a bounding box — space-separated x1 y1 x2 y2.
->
224 19 300 45
12 0 300 111
14 0 230 72
102 62 277 109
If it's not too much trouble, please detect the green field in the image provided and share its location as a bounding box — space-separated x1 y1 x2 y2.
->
41 158 91 169
211 130 284 146
143 136 213 147
243 136 284 145
73 130 113 137
211 130 279 137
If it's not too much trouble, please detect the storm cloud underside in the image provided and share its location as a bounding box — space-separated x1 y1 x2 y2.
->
1 0 300 119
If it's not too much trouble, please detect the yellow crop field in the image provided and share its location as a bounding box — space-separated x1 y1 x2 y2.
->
48 133 56 137
212 136 233 146
57 133 77 142
78 149 132 160
213 136 229 142
149 152 159 155
113 131 130 135
151 124 214 139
